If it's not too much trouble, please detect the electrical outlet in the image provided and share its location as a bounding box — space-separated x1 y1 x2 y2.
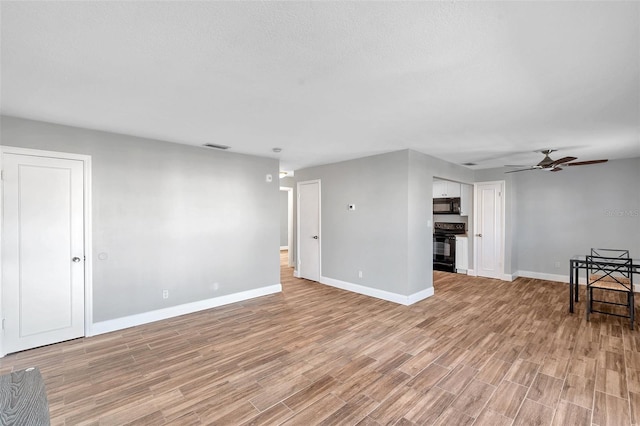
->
554 261 561 268
358 270 363 278
162 289 169 299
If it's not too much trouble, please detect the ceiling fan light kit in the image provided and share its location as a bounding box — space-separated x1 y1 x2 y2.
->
505 149 608 173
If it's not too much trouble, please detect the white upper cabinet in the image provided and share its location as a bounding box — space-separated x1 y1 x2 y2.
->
433 180 461 198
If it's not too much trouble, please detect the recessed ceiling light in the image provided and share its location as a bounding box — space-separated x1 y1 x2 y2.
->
462 162 477 166
272 147 282 153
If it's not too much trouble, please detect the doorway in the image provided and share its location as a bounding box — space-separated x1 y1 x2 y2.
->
473 180 505 279
280 186 294 268
1 147 92 356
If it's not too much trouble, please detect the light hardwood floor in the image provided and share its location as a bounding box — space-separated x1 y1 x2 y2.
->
1 251 638 425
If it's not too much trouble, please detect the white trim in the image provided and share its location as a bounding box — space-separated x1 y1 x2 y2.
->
91 284 282 336
501 274 515 282
468 269 640 292
0 146 93 355
293 270 301 278
516 271 640 292
280 186 294 268
320 276 434 306
407 287 436 305
516 270 585 285
467 269 476 276
296 179 321 281
82 156 94 337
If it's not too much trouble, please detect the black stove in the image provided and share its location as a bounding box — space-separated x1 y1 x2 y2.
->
434 222 466 235
433 222 466 272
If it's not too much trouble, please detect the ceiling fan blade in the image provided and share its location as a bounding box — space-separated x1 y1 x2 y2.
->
550 156 577 167
505 168 537 173
550 167 563 172
567 159 608 166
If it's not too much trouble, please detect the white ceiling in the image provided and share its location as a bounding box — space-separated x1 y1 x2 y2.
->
1 1 639 171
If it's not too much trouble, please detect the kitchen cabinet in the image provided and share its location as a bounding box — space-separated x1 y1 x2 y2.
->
455 236 468 274
460 184 472 216
433 180 461 198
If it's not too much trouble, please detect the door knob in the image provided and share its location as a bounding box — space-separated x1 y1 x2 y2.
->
475 234 482 237
72 257 82 263
312 235 318 239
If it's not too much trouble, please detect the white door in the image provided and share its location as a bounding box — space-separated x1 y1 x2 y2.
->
474 181 504 279
297 180 320 282
2 152 86 354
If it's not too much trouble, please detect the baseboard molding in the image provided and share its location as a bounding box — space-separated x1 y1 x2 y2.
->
461 268 512 281
516 270 585 284
293 270 300 278
320 276 434 306
91 284 282 336
498 270 640 292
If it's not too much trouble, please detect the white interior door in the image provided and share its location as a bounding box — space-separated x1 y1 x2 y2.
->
2 152 86 354
297 180 320 282
474 181 504 279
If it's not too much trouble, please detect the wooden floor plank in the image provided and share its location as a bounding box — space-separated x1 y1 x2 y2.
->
1 252 639 425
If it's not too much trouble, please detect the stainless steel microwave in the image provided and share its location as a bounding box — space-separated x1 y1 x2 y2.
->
433 197 461 214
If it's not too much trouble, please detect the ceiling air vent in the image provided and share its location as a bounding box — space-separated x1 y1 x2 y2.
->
203 143 230 150
462 162 477 166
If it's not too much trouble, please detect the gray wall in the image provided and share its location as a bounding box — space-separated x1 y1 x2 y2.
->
475 157 640 277
1 116 280 322
292 149 474 297
509 157 640 275
407 150 433 294
279 189 289 247
294 150 410 294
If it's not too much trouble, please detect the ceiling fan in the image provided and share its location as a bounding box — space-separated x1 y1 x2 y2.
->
505 149 608 173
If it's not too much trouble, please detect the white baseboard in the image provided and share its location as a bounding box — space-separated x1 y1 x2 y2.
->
293 270 301 278
320 276 434 306
516 270 582 284
516 270 640 292
462 268 512 281
91 284 282 336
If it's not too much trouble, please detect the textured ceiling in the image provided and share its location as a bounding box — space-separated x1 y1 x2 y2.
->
1 1 639 171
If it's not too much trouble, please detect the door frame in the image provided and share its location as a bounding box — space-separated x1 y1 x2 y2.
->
0 146 93 357
471 180 506 280
280 186 294 267
296 179 321 280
